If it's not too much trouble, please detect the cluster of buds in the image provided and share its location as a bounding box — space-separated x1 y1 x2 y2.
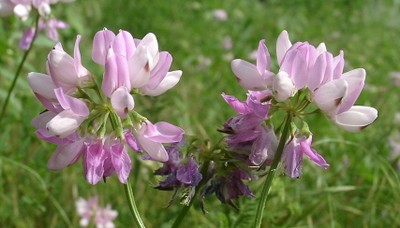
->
28 29 184 184
203 30 378 205
0 0 72 49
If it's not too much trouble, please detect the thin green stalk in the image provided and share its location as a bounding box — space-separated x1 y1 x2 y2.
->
124 178 146 228
0 14 40 124
172 160 210 228
254 113 292 228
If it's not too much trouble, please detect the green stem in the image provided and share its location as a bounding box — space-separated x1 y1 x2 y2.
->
124 178 146 228
0 14 40 124
254 113 292 228
171 160 210 228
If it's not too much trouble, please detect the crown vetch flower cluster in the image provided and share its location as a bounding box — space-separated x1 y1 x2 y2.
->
28 29 184 184
206 30 378 205
76 196 118 228
0 0 71 49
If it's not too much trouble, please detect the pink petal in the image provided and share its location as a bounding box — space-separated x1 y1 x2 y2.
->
145 52 172 90
113 30 136 59
144 121 184 143
135 124 169 162
307 53 327 91
256 39 271 75
46 110 84 138
54 87 89 116
231 59 268 91
28 72 57 100
140 70 182 96
92 29 116 66
276 30 292 65
337 68 365 114
221 93 250 114
47 139 84 170
108 141 131 183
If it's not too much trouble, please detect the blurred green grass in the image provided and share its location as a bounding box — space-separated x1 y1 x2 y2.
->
0 0 400 227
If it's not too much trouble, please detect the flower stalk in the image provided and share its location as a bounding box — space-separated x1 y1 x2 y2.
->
254 113 292 228
0 13 40 124
124 178 146 228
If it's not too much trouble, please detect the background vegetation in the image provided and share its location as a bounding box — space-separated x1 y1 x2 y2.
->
0 0 399 227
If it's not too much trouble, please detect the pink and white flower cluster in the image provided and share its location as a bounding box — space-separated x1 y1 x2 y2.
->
28 29 184 184
0 0 71 49
76 196 118 228
220 30 378 182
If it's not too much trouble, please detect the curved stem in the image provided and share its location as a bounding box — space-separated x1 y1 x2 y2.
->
124 178 146 228
0 14 40 124
254 113 292 228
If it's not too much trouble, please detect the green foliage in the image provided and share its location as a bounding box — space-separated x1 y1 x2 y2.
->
0 0 399 227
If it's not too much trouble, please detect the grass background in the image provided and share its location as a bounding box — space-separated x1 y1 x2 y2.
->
0 0 400 227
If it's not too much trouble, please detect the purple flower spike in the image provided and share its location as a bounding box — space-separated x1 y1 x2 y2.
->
19 27 35 50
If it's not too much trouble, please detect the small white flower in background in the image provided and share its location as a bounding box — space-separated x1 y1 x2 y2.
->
76 197 118 228
213 9 228 21
222 36 233 50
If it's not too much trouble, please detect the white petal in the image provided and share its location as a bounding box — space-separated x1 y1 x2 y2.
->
273 71 295 102
46 110 84 138
334 106 378 132
316 42 327 55
129 45 151 88
313 79 348 115
14 4 30 21
140 70 182 96
276 30 292 65
231 59 268 91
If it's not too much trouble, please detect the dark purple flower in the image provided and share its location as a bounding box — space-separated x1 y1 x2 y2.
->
205 168 254 207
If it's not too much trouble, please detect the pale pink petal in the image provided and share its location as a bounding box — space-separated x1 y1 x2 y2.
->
28 72 57 99
231 59 268 91
109 142 131 183
54 87 89 116
256 39 271 75
144 121 184 143
92 29 116 65
140 70 182 96
307 53 327 91
135 124 168 162
32 110 57 129
113 30 136 59
313 78 348 115
47 139 84 170
110 87 134 119
276 30 292 65
129 45 151 88
273 71 295 102
337 68 365 114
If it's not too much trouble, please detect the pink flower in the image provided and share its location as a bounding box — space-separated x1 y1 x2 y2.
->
76 196 118 228
277 30 378 131
95 205 118 228
131 120 184 162
47 36 90 92
231 39 274 91
283 136 329 178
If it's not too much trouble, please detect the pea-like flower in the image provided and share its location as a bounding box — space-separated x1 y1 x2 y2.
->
28 29 184 184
